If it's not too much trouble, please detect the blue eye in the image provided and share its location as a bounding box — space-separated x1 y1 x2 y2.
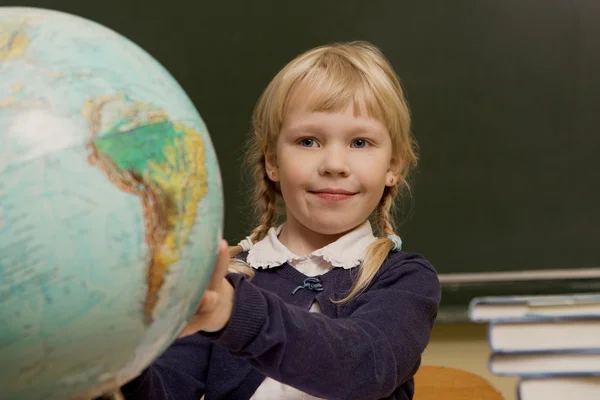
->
299 138 316 147
352 139 369 148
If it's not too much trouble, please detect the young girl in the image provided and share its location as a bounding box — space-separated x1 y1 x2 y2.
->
122 41 440 400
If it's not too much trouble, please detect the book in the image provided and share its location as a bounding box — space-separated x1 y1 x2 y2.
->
469 293 600 398
517 376 600 400
490 351 600 376
488 319 600 352
468 293 600 322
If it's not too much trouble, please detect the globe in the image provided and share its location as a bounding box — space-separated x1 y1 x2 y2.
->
0 7 223 400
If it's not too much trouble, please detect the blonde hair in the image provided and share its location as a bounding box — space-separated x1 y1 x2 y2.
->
229 41 418 303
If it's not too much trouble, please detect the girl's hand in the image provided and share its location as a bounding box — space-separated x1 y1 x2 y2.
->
178 240 235 337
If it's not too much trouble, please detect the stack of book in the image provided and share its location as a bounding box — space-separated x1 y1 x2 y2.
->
468 293 600 399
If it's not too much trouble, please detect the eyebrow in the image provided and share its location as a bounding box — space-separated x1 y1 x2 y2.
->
286 123 382 137
285 124 325 135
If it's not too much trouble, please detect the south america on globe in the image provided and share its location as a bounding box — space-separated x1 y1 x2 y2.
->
0 7 223 400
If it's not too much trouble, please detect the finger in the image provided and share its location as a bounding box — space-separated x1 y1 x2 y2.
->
207 240 229 291
178 324 195 338
197 291 218 314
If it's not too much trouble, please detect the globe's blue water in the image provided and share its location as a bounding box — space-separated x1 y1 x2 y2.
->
0 7 223 399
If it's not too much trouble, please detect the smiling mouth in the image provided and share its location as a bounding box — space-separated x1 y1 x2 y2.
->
309 190 357 202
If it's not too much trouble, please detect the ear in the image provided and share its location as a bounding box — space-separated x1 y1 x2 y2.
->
385 156 402 187
264 145 280 182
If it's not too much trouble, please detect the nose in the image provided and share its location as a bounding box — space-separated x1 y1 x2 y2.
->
318 145 350 177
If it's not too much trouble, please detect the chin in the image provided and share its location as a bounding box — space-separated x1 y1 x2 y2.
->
304 217 362 237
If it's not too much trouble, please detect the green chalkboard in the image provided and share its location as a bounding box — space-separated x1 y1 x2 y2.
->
8 0 600 320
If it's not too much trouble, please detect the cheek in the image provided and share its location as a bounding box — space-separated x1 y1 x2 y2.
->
355 159 389 188
279 160 310 193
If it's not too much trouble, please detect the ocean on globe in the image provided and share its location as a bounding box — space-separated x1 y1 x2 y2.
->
0 7 223 400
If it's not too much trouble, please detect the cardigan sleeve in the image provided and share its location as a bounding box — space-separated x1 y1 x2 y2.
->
121 333 211 399
202 255 441 400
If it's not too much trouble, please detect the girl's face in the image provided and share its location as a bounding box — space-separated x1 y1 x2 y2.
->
266 88 401 237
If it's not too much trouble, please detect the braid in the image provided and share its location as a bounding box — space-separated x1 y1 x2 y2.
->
333 184 401 304
249 157 278 242
377 185 398 236
228 156 278 274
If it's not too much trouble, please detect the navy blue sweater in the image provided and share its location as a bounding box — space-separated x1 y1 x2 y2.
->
121 251 440 400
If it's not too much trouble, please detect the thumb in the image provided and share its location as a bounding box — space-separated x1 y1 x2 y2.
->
207 240 230 291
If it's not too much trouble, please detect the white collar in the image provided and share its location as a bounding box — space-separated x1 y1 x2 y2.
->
240 220 377 270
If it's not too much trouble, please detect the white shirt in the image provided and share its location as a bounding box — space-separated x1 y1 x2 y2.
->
239 221 377 399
